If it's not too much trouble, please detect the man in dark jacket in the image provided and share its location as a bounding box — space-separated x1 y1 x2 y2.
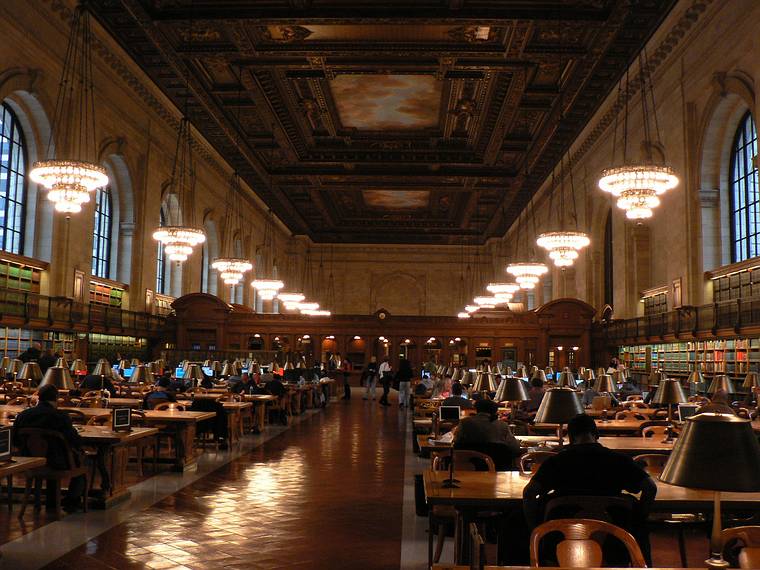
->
13 385 86 511
38 349 57 374
80 373 117 394
453 398 521 469
19 342 42 363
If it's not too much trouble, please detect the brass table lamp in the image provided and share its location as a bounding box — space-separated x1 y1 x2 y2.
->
130 364 155 385
707 374 735 396
471 372 497 394
494 376 529 419
39 366 75 390
660 412 760 568
532 369 548 385
651 378 688 442
70 358 87 377
17 362 43 388
534 387 584 446
91 359 114 390
185 364 204 388
557 371 576 389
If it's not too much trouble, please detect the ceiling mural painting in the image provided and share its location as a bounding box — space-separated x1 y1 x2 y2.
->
331 75 442 130
363 190 431 210
90 0 678 244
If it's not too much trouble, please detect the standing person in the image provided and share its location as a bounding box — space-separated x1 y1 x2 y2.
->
378 357 393 407
395 358 413 409
341 357 352 400
38 348 57 374
363 356 378 401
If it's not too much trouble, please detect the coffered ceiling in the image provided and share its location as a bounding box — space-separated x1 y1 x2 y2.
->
90 0 677 244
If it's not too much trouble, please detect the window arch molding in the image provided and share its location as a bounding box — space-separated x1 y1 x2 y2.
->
0 81 54 262
698 71 756 272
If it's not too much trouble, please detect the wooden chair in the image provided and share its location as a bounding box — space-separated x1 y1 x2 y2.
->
625 395 644 401
77 396 105 408
219 393 242 402
642 425 669 438
429 450 495 566
129 410 158 476
652 408 670 419
529 518 647 568
614 410 646 421
634 454 705 567
414 399 442 418
57 395 79 407
86 415 110 426
469 522 486 570
16 428 91 518
633 453 668 475
722 525 760 569
64 409 87 425
153 402 186 411
6 396 29 406
519 450 557 475
81 390 103 399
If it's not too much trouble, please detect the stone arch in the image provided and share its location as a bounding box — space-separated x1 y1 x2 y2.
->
0 74 54 261
370 271 426 316
697 71 755 270
98 147 135 284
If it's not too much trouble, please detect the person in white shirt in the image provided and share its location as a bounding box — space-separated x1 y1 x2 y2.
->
378 357 393 407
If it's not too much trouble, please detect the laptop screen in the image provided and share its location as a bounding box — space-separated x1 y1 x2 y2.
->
175 367 185 379
678 404 700 422
439 406 461 422
202 366 214 377
122 367 135 378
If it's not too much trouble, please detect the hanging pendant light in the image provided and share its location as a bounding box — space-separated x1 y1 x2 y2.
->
278 292 306 310
464 304 480 313
29 6 108 213
251 278 284 300
212 68 253 287
537 155 590 267
457 312 471 319
507 262 548 289
598 51 678 220
152 117 206 262
486 282 519 302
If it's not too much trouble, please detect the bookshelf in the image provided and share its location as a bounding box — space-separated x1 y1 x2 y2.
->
619 337 760 380
88 333 148 363
89 279 125 308
0 327 76 359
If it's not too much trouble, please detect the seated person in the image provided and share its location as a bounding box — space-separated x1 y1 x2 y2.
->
199 372 215 390
13 385 86 512
265 373 288 424
525 377 546 412
519 414 656 565
229 372 254 394
143 377 177 409
619 378 642 398
454 398 521 470
582 385 620 408
698 389 735 415
79 372 116 394
440 382 473 409
415 373 435 396
431 375 452 399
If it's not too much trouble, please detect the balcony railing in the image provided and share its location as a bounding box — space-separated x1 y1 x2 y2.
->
598 297 760 344
0 287 167 336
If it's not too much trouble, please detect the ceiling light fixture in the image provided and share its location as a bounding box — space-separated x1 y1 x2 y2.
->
251 279 284 300
30 5 108 213
598 50 678 220
457 312 471 319
507 262 548 289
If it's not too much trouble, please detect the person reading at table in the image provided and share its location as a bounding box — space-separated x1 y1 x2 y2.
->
265 373 288 425
525 376 546 413
440 382 473 409
13 384 87 512
80 371 117 395
143 376 177 409
453 398 520 470
520 414 656 565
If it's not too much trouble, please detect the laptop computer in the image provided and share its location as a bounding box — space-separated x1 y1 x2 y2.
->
678 403 700 422
439 405 461 422
0 426 13 463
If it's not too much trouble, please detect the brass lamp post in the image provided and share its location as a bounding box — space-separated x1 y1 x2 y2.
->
661 413 760 569
534 387 584 446
651 378 688 442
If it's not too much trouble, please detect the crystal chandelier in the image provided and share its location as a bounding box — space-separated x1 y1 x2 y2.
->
507 262 549 289
302 309 330 317
297 302 319 312
153 227 206 262
29 6 108 213
486 282 519 302
152 118 205 262
536 231 591 267
457 312 471 319
251 279 284 301
213 258 253 285
464 304 479 313
599 51 678 220
473 296 501 308
598 165 678 219
278 292 305 310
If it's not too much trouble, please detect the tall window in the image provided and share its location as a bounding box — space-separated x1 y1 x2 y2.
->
91 186 112 278
156 209 166 294
201 241 208 293
730 112 759 262
0 103 26 254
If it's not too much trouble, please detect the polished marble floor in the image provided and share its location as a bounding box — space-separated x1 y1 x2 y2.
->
45 394 407 570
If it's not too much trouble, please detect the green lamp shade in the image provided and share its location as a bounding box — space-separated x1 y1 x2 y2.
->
534 387 584 424
660 413 760 492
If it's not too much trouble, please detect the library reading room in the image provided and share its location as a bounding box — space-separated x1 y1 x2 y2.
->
1 1 760 569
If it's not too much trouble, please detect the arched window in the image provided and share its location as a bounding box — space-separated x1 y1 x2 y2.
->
0 103 27 254
91 186 112 278
156 209 166 294
201 240 208 293
730 112 759 262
